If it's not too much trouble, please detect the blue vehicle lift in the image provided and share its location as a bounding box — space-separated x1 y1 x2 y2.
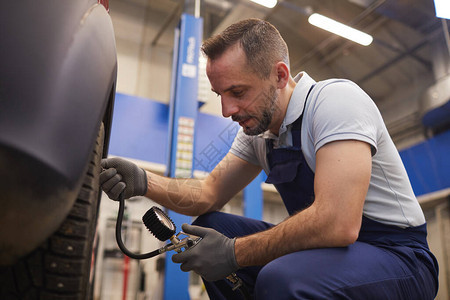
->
164 13 203 300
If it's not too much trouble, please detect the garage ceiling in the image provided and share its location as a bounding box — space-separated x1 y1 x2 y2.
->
144 0 444 98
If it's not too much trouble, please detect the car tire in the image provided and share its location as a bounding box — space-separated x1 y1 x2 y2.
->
0 123 105 300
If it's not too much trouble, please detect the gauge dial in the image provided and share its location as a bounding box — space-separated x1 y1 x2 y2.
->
142 207 176 241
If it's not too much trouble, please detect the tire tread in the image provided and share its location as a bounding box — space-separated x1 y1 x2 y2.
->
0 124 105 299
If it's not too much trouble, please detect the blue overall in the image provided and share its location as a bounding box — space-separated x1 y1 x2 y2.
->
193 88 439 299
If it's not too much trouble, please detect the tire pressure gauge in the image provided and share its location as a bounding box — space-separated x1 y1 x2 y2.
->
115 196 249 299
141 206 201 253
142 206 176 241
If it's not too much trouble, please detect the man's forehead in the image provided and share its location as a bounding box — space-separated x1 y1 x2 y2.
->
207 44 246 68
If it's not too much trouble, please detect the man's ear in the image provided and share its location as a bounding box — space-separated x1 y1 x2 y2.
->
275 61 290 89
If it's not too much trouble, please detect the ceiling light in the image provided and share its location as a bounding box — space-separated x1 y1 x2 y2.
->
249 0 277 9
308 13 373 46
434 0 450 19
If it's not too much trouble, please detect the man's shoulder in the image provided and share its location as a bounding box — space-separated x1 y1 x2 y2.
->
314 78 360 94
309 78 374 110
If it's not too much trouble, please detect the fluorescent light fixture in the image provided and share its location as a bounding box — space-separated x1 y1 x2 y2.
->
308 13 373 46
434 0 450 19
249 0 277 9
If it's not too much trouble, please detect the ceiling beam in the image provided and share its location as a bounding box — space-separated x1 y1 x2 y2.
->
357 29 441 84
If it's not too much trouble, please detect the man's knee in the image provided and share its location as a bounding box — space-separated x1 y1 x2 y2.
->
192 211 224 228
254 258 303 300
192 212 273 240
254 252 335 300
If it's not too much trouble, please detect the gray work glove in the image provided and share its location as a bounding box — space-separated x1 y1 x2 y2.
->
172 224 239 282
100 158 148 200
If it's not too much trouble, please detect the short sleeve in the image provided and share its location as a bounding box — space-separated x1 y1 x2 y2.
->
229 128 261 166
310 81 380 155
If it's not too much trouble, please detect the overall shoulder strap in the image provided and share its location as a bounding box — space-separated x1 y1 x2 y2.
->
291 84 316 144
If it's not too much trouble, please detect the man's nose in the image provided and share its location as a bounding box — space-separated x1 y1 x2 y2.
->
221 98 239 118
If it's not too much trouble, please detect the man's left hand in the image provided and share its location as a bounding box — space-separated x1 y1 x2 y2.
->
172 224 239 281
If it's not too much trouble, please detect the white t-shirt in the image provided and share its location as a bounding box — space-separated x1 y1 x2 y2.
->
230 72 425 228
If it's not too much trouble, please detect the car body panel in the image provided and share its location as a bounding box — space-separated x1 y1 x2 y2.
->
0 0 117 263
0 0 117 188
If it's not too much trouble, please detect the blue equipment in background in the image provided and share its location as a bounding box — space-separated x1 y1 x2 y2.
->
164 13 203 300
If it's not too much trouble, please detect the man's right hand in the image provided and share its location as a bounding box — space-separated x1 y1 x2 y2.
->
100 158 148 200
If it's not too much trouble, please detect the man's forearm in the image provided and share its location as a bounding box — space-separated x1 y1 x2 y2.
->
143 172 216 216
234 202 357 267
141 153 261 216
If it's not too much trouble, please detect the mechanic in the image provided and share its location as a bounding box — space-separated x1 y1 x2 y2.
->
100 18 439 299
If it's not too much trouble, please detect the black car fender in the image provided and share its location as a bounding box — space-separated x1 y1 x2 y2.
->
0 0 116 187
0 0 117 263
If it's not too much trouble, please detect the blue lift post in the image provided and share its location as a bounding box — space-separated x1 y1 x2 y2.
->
164 13 203 300
243 173 265 220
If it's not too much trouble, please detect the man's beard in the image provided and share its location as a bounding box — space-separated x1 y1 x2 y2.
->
233 85 279 136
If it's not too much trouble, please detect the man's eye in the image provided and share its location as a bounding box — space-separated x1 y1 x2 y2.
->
232 90 244 97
